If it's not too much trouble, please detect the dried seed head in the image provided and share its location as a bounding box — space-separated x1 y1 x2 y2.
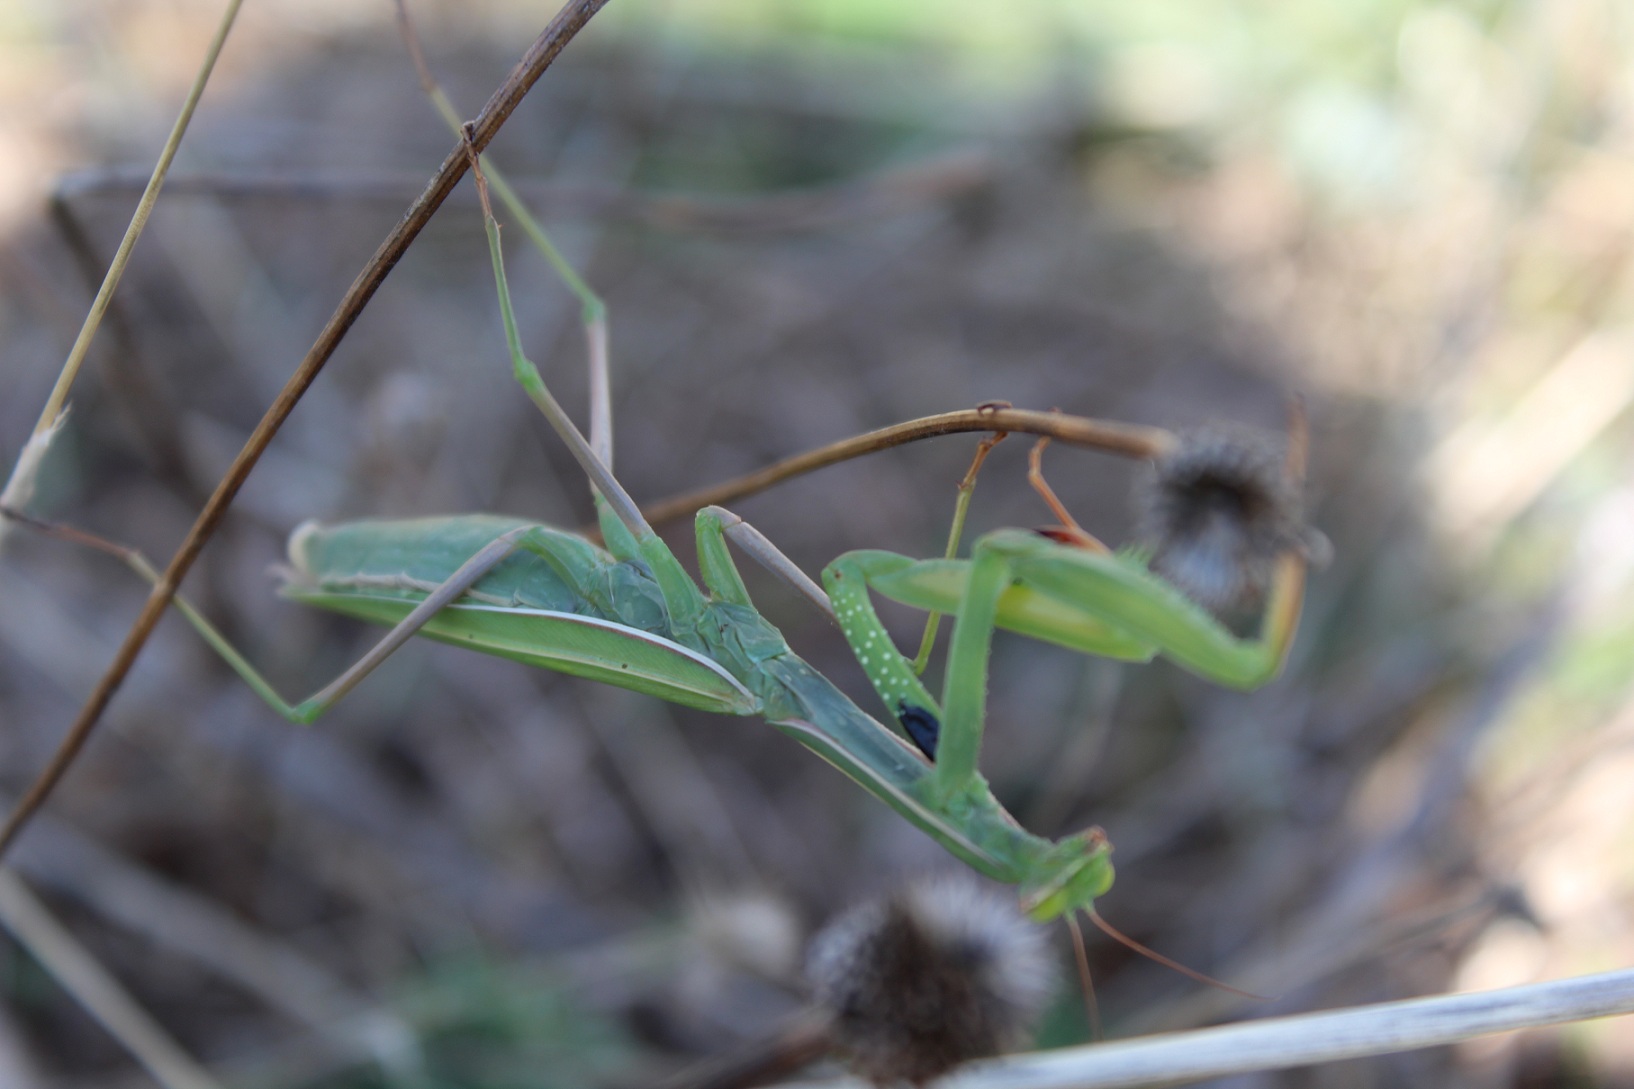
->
1135 426 1308 612
806 876 1055 1086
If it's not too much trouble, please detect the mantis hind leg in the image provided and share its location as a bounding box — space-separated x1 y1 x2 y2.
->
3 510 546 725
464 144 711 638
403 44 627 552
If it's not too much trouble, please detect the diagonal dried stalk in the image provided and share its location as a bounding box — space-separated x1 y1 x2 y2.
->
0 0 613 861
0 870 225 1089
8 801 423 1075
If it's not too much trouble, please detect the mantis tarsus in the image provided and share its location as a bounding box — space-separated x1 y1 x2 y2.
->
11 134 1314 924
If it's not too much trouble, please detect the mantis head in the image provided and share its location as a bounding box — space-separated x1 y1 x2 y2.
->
1018 827 1116 921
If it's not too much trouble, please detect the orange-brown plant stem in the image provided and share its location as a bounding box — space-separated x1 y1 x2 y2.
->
636 408 1176 529
0 0 612 861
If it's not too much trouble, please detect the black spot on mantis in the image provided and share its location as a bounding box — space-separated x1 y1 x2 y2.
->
896 703 942 761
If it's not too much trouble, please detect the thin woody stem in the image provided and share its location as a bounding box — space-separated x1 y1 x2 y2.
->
0 0 614 862
636 408 1177 530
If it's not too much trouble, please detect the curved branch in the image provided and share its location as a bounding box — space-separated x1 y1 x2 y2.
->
639 408 1176 528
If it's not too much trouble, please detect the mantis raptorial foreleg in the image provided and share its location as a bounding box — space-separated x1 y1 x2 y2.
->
820 421 1313 777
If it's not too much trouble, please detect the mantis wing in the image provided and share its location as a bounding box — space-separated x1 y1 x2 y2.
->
285 516 761 716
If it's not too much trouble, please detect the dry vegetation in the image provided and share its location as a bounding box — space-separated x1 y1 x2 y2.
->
1 1 1632 1086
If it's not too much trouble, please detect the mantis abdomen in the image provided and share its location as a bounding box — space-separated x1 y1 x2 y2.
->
283 515 760 714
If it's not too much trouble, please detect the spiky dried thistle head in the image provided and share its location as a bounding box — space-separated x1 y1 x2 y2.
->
806 876 1055 1086
1135 425 1320 613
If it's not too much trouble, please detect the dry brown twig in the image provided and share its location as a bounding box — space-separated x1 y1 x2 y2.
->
0 0 613 860
634 408 1174 531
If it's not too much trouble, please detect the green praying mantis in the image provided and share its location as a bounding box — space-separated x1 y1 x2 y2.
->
10 135 1314 924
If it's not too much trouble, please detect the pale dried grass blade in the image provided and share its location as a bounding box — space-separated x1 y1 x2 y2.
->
0 868 225 1089
787 968 1634 1089
0 0 243 553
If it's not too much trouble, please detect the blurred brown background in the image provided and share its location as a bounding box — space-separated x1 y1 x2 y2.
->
1 0 1632 1086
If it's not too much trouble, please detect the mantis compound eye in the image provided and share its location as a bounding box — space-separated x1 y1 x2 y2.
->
806 875 1055 1086
1134 425 1311 613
